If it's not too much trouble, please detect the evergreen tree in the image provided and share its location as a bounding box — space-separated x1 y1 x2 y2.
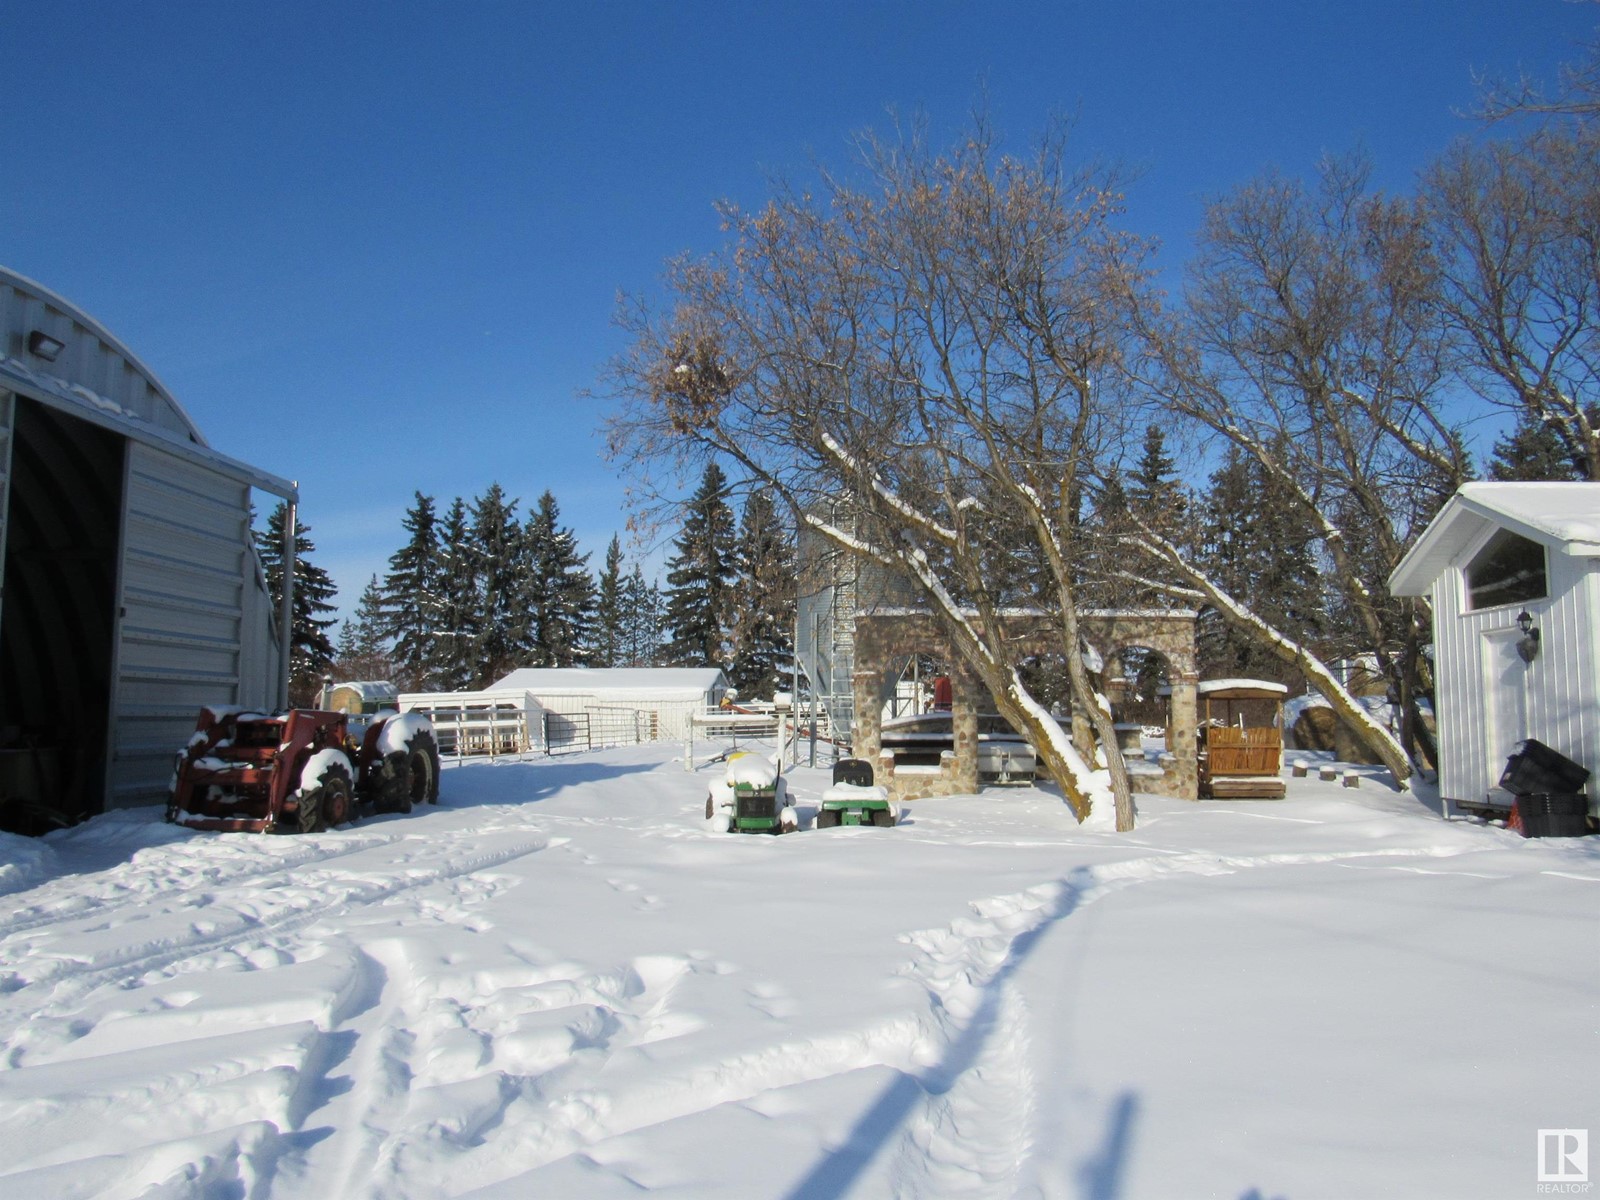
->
1487 412 1581 481
256 502 339 706
1193 447 1324 681
729 489 794 699
381 492 440 689
621 566 665 667
1128 424 1187 532
521 491 595 668
335 575 394 682
433 497 480 691
469 483 522 686
594 535 626 668
662 463 738 668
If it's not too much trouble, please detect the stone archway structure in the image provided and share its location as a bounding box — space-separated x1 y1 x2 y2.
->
851 609 1199 803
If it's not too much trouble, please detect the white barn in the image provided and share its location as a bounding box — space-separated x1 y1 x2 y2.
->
1389 482 1600 816
1 268 295 821
490 667 728 744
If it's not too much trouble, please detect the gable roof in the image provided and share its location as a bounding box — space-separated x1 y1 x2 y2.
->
490 667 727 699
1389 482 1600 596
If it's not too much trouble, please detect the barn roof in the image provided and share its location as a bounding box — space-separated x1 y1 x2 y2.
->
491 667 727 699
1389 482 1600 597
0 266 294 498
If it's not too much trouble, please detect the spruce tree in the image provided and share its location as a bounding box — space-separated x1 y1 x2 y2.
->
381 492 440 689
1194 447 1324 681
256 502 339 706
662 463 737 669
335 575 394 683
433 497 480 691
1128 424 1187 532
1487 412 1581 481
469 483 522 686
594 535 626 668
729 489 794 699
621 566 664 667
521 491 595 668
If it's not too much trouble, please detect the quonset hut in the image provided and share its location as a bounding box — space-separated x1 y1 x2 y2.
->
0 267 296 823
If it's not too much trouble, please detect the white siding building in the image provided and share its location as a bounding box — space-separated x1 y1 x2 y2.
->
490 668 728 743
1 267 295 818
1389 482 1600 815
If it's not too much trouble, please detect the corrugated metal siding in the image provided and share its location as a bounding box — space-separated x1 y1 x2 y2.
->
1434 527 1600 806
2 274 194 439
110 443 253 805
237 552 283 712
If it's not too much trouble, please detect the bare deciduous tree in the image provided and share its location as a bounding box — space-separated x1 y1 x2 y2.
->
1425 124 1600 480
1126 157 1474 782
603 118 1149 827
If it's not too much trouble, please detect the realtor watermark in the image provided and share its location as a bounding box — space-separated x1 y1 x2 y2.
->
1538 1130 1591 1193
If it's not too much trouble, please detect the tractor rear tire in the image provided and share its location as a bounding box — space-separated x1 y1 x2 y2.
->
321 771 356 827
299 763 353 834
872 809 895 828
378 728 442 813
817 809 840 829
705 796 715 820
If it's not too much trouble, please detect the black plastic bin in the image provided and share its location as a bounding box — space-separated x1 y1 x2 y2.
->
1515 793 1592 838
1499 739 1590 796
832 758 875 787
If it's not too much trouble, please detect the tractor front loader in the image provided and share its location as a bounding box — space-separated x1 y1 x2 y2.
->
168 705 441 833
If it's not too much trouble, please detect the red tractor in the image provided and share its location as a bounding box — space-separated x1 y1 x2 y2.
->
167 705 441 833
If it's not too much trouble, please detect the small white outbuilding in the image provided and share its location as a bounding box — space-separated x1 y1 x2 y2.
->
490 667 728 744
1389 482 1600 816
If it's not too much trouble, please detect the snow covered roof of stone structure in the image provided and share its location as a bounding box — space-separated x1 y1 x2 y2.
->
490 667 727 699
1389 482 1600 597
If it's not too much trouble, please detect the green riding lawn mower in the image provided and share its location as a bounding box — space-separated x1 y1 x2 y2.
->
816 758 898 828
705 751 799 834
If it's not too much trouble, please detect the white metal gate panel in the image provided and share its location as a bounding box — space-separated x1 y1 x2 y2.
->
111 443 254 805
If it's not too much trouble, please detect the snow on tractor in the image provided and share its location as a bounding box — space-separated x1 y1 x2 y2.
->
705 751 798 834
167 705 441 833
817 758 898 828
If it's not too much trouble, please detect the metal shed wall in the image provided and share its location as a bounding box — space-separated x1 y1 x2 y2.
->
1 266 293 814
112 443 281 805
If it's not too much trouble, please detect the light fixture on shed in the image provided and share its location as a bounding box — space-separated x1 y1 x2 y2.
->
1516 609 1541 663
26 330 65 362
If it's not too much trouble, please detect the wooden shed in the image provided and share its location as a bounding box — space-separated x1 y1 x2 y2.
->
1390 482 1599 818
1197 679 1288 799
1 268 295 822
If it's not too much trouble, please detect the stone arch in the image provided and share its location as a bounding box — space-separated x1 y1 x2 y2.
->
850 609 1198 802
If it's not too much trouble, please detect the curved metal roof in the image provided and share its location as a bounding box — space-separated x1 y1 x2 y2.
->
0 265 293 497
1 265 207 445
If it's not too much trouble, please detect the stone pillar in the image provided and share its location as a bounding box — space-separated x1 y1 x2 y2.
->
949 666 982 794
1168 674 1200 800
852 669 885 765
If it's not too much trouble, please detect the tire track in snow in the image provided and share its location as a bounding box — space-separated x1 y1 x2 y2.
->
0 831 552 1049
0 830 408 942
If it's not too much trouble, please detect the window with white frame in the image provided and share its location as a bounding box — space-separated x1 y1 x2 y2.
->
1464 528 1547 610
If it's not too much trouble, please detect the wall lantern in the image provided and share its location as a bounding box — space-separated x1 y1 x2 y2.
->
1516 609 1541 663
27 330 65 362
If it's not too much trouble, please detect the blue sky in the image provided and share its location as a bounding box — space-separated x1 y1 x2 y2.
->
6 1 1592 624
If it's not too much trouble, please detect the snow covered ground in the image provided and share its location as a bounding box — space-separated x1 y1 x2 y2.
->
0 742 1594 1200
